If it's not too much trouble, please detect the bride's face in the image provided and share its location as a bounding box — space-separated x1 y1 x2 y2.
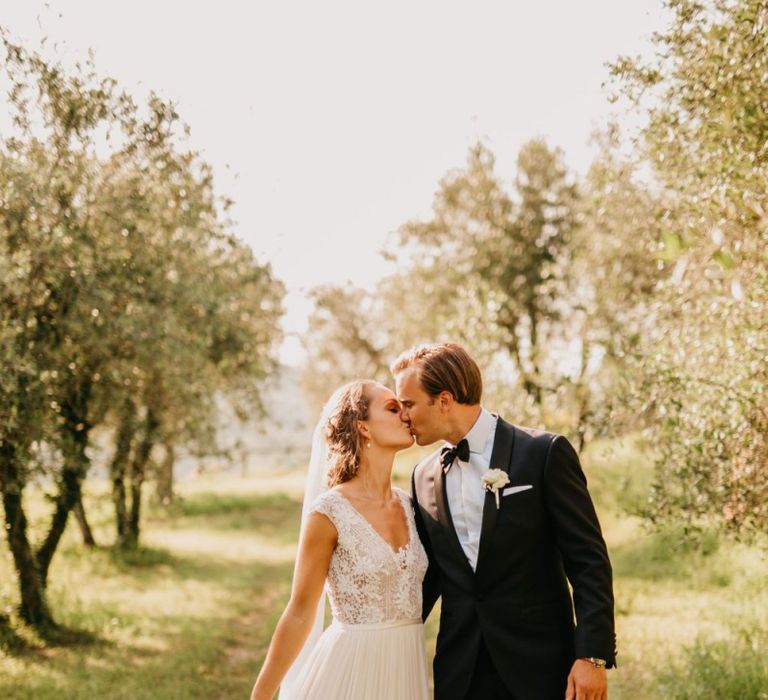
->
362 384 415 450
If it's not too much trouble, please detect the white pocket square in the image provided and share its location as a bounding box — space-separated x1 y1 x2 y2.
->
502 484 533 496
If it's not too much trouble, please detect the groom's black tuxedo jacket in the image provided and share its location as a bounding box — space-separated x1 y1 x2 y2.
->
411 417 616 700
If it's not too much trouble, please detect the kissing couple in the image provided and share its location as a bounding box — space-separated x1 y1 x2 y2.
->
251 343 616 700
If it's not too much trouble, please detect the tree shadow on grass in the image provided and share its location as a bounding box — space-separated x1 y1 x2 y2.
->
0 615 29 654
35 620 102 647
150 492 302 545
0 615 107 659
102 542 292 593
107 543 178 569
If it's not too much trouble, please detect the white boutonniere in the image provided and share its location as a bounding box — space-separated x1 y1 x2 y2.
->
481 468 510 509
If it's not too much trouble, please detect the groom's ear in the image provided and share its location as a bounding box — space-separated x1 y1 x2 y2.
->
437 391 455 413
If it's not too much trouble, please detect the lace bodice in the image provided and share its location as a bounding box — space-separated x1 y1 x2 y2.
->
308 487 428 625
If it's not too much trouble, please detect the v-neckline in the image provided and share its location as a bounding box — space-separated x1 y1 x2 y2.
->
333 489 412 556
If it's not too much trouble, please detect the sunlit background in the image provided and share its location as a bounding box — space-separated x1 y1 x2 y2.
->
1 2 766 699
3 0 663 365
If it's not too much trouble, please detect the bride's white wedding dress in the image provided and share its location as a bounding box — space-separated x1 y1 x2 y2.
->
284 486 430 700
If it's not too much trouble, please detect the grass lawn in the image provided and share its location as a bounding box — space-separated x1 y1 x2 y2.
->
1 439 767 699
0 477 301 700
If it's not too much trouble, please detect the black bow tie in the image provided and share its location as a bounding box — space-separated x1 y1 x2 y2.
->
441 438 470 472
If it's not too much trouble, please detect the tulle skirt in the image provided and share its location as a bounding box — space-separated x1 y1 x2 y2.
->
287 617 430 700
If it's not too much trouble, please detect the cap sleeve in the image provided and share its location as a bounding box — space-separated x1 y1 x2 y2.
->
307 490 341 527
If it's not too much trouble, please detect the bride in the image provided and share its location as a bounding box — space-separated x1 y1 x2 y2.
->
249 380 430 700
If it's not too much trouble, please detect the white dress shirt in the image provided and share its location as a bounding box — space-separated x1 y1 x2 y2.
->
444 407 498 571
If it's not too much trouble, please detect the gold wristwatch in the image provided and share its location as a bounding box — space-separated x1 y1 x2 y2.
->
583 657 607 669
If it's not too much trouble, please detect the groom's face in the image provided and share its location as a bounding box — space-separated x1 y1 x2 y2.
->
395 368 445 446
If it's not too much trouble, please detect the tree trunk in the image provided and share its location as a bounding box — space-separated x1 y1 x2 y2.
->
155 440 175 505
0 611 12 637
503 317 544 412
527 303 543 408
36 381 92 586
111 400 136 547
36 458 84 586
125 482 142 549
0 442 54 627
74 495 96 547
573 322 592 454
124 407 159 549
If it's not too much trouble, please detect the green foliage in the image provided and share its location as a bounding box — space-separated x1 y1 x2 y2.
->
300 284 392 415
0 30 284 479
302 1 768 544
301 140 613 442
395 140 582 422
0 30 284 625
611 526 732 586
654 624 768 700
609 0 768 540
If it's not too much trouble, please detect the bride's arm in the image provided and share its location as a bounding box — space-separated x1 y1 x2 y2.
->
249 512 337 700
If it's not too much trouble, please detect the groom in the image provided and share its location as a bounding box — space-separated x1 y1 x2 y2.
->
393 343 616 700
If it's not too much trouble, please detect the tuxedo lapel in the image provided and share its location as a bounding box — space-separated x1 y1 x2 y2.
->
433 454 475 578
475 418 516 574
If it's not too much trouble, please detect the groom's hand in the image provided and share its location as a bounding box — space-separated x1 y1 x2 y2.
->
565 659 607 700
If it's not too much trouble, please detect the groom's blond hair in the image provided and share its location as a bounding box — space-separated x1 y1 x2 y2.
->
391 343 482 405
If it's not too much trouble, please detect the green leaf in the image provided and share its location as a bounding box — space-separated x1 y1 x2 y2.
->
712 251 734 271
660 230 683 262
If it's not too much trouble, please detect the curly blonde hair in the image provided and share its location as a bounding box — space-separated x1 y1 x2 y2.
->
323 380 375 487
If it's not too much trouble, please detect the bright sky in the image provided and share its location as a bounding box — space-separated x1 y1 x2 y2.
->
3 1 664 366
